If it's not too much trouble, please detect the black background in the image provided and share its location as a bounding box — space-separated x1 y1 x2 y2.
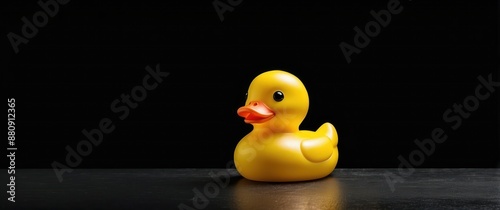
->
4 0 499 169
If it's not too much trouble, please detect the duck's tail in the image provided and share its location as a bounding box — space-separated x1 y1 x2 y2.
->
316 123 338 147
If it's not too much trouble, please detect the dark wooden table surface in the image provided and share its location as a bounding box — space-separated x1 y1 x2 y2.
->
3 168 499 209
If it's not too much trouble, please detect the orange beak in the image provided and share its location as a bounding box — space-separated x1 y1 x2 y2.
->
237 101 275 124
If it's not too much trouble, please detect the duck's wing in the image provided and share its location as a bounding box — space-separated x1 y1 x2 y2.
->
300 123 338 163
300 136 334 163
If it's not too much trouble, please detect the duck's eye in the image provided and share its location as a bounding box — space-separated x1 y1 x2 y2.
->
273 91 284 102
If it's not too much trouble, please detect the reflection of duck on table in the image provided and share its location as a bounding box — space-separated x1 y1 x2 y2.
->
234 176 343 210
235 70 339 182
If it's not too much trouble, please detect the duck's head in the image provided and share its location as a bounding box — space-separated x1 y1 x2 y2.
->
237 70 309 132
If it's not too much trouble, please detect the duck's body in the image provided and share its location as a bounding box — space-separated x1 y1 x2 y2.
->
235 123 338 182
235 70 339 182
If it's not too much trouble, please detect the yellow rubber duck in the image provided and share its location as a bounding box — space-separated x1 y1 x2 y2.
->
234 70 339 182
